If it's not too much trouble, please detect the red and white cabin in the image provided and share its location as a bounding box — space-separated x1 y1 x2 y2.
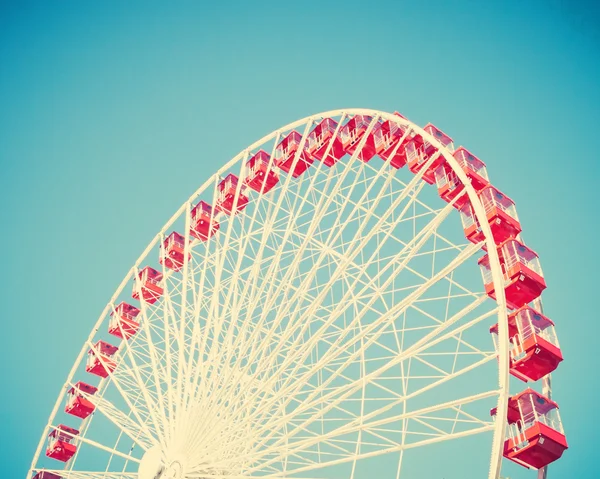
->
33 473 62 479
490 306 563 382
274 130 313 178
215 174 249 215
109 301 140 340
422 123 453 155
406 123 453 184
339 115 379 162
435 147 490 208
190 201 220 241
244 150 279 193
493 389 567 470
65 381 98 419
460 186 521 246
132 266 163 304
46 425 79 463
160 231 188 272
452 147 489 190
306 118 346 167
479 239 547 310
86 340 118 378
374 118 409 169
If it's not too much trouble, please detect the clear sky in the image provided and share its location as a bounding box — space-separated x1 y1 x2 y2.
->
1 0 598 477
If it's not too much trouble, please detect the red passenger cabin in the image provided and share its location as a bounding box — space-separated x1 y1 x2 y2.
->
86 340 118 378
406 123 453 184
490 306 563 382
244 150 279 193
132 266 163 304
374 118 409 169
109 301 140 340
423 123 453 152
215 174 249 215
479 239 546 310
340 115 379 162
160 231 188 272
493 389 567 469
306 118 346 167
274 130 313 177
46 425 79 463
33 473 62 479
190 201 220 241
459 186 521 246
65 381 98 419
435 147 490 208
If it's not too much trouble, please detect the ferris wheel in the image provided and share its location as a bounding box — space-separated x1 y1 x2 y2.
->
28 109 568 479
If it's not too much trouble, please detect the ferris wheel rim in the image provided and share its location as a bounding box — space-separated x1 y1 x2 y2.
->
28 108 524 479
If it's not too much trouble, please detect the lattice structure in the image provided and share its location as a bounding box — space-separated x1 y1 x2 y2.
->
28 110 565 479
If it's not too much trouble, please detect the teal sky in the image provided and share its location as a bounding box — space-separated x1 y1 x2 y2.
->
1 1 598 477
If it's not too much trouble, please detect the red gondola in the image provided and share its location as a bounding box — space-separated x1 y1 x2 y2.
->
435 147 490 208
374 118 410 169
45 425 79 463
244 150 279 193
132 266 163 304
490 306 563 382
306 118 346 167
459 186 521 246
160 231 188 272
65 381 98 419
274 130 313 177
479 239 546 310
215 174 249 215
190 201 220 241
493 389 568 469
85 340 118 378
406 123 453 184
108 301 140 339
340 115 379 162
423 123 453 154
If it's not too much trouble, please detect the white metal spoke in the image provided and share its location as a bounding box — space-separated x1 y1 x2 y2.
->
241 390 497 473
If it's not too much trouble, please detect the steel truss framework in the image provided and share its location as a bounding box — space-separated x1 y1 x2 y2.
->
29 110 550 479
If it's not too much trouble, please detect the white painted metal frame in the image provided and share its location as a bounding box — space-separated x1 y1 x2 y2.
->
27 109 543 479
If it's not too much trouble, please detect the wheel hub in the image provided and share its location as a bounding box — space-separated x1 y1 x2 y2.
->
138 446 186 479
